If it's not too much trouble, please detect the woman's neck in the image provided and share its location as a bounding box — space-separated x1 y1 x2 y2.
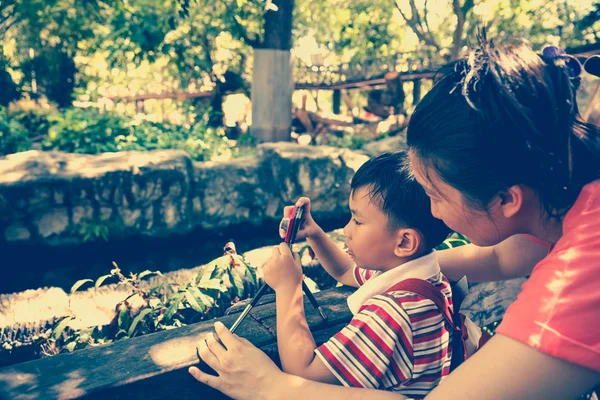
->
527 212 564 245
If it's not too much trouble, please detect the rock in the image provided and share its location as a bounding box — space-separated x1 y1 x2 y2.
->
256 143 369 221
0 144 368 246
35 208 69 238
194 156 263 229
4 222 30 241
460 278 527 327
362 134 408 157
72 205 94 225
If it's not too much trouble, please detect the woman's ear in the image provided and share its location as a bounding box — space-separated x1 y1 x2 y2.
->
499 185 525 219
393 228 421 258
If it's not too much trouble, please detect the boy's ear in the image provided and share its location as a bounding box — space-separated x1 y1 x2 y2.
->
393 228 421 258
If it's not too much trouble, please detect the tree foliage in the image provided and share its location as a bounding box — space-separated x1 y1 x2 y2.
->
1 0 599 110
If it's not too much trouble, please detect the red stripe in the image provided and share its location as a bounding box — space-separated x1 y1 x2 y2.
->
359 302 412 356
318 276 455 393
413 328 448 344
413 347 449 365
334 331 385 381
319 345 364 387
409 309 442 323
354 266 364 285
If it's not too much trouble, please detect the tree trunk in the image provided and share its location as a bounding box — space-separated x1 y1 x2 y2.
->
251 49 293 142
251 0 295 142
451 0 474 60
332 89 341 114
412 80 422 107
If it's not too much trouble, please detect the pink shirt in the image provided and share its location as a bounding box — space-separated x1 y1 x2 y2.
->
496 180 600 371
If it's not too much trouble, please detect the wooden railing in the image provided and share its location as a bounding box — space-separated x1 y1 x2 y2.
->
0 287 354 400
294 50 443 90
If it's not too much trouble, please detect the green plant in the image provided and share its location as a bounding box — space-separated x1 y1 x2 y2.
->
319 131 368 150
435 232 470 251
0 107 31 156
43 249 260 356
44 108 133 154
7 102 56 141
78 218 111 242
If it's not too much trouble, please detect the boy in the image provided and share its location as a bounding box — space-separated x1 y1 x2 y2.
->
263 151 454 399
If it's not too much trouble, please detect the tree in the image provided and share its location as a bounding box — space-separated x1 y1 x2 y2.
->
215 0 295 141
1 0 112 107
394 0 474 61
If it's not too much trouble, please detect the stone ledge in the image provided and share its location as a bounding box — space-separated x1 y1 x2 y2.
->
0 144 369 246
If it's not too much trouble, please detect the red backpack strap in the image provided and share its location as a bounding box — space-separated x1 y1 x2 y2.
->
385 278 454 328
386 278 468 372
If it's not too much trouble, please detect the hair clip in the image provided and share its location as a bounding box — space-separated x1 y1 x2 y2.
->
542 45 582 78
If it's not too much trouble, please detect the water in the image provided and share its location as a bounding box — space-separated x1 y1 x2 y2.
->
0 217 347 295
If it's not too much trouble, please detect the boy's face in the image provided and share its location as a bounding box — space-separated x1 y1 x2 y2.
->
343 186 403 272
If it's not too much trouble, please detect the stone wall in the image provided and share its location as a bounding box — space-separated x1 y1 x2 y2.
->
0 144 369 246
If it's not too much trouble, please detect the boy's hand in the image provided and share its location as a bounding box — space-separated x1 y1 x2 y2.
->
263 243 303 292
279 197 321 241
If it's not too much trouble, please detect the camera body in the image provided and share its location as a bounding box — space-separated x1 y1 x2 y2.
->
283 206 304 246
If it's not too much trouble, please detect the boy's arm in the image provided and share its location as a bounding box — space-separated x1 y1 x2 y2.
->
275 283 340 384
307 227 358 287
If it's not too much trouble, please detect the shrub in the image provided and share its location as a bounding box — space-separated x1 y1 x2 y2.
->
0 107 31 156
7 102 55 141
42 248 260 357
44 108 133 154
41 108 234 161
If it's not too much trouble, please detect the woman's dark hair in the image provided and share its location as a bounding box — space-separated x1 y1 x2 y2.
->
351 151 451 250
407 32 600 218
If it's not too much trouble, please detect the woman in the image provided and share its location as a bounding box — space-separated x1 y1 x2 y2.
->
189 35 600 400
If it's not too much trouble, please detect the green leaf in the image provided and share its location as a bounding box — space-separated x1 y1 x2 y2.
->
185 290 205 313
78 327 93 341
227 268 245 298
163 292 185 323
115 329 128 340
198 278 227 292
189 286 214 307
246 264 258 287
117 304 131 331
95 274 113 288
52 316 74 339
138 270 163 280
65 341 77 352
148 282 165 296
70 279 93 294
210 264 226 280
196 264 216 284
128 308 154 337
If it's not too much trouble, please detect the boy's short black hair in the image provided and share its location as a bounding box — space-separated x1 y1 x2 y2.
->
350 151 451 250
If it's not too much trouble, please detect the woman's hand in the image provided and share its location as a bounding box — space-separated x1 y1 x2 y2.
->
189 321 284 400
263 243 303 292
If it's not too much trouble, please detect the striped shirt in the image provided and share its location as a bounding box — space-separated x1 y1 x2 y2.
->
315 264 454 399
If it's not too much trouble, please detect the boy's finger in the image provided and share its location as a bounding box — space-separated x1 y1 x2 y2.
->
278 242 292 257
206 332 227 358
197 340 219 367
213 321 240 350
296 197 310 207
189 366 221 390
271 246 281 257
283 206 295 218
279 218 290 237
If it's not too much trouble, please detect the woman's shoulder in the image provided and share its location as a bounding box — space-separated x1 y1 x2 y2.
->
495 180 600 372
562 179 600 231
